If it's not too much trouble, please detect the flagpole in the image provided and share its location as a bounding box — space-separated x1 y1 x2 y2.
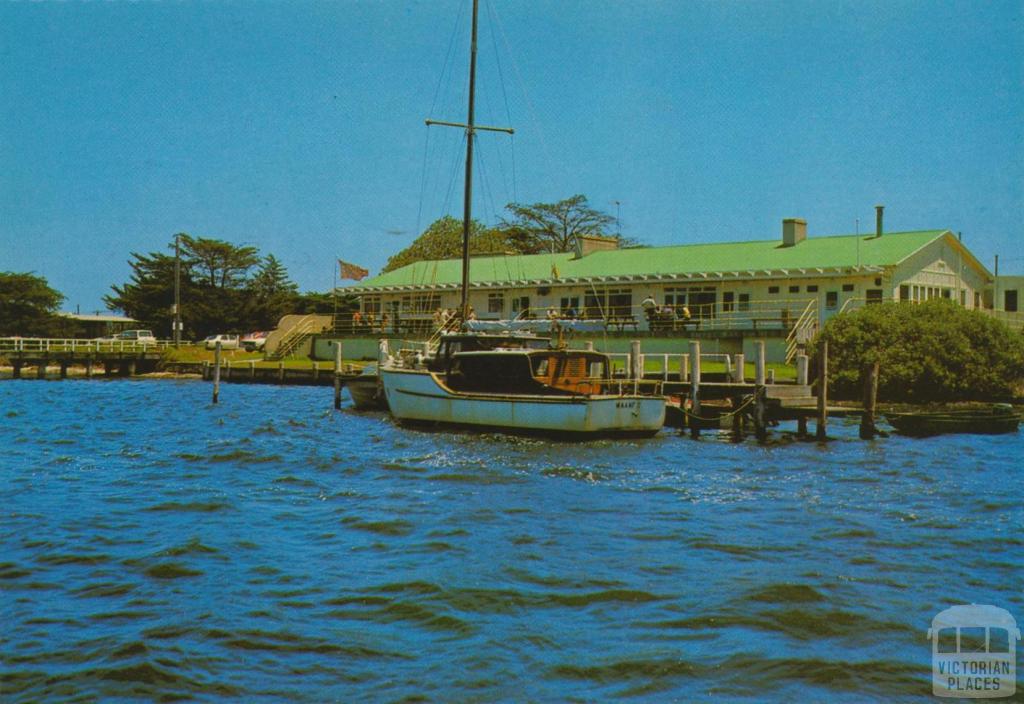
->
332 256 338 333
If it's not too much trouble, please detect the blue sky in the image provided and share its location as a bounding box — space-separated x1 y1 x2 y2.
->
2 0 1021 313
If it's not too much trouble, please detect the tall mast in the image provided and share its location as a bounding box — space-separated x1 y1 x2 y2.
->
425 0 513 326
459 0 479 323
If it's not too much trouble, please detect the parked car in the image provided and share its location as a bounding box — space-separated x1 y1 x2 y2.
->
203 334 240 350
118 329 157 343
241 331 269 352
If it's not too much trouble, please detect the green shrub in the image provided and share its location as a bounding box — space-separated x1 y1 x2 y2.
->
813 300 1024 402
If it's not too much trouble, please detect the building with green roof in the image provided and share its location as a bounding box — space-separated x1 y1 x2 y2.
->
329 213 993 362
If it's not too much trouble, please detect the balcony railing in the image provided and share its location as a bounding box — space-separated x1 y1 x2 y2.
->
332 298 820 337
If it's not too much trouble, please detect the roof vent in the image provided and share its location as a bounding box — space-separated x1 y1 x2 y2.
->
573 234 619 259
781 218 806 247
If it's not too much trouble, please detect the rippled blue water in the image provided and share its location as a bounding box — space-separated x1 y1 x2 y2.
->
1 379 1021 702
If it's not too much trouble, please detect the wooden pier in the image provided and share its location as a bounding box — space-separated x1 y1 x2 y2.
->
0 338 169 378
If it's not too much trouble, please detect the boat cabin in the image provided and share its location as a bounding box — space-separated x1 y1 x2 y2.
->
429 333 551 372
444 349 610 396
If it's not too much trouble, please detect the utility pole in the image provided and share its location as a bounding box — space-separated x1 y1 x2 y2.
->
174 233 182 347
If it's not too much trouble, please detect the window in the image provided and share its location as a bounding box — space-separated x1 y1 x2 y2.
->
990 628 1011 653
842 283 854 292
687 286 717 319
768 286 779 295
960 628 987 654
942 288 951 299
900 285 910 301
825 291 838 309
738 293 750 311
874 277 882 286
583 288 632 318
866 289 884 304
511 296 531 316
664 287 687 307
788 285 800 293
722 291 735 312
607 288 633 317
974 292 980 308
937 628 957 654
1005 290 1018 313
806 285 818 293
362 295 381 314
559 296 579 315
401 293 440 313
487 292 504 314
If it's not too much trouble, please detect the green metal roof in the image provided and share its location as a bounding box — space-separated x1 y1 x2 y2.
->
343 230 952 291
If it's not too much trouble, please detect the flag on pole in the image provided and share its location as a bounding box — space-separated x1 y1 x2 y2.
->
338 259 369 281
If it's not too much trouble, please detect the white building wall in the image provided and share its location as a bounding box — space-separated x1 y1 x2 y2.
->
890 235 989 308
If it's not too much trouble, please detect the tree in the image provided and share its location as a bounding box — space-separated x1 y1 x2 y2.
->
107 235 303 339
245 254 299 329
105 250 188 338
815 299 1024 402
0 272 66 337
501 194 618 253
180 235 260 289
381 216 512 272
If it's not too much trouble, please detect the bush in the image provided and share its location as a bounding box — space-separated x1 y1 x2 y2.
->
813 300 1024 402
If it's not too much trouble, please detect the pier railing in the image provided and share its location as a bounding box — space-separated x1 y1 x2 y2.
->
0 337 174 355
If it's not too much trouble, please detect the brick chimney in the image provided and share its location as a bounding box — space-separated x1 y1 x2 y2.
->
782 218 807 247
573 234 619 259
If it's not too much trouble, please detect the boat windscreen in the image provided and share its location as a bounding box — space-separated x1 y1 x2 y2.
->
447 354 549 393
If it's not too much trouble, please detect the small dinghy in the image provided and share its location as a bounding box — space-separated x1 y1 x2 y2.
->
884 404 1020 436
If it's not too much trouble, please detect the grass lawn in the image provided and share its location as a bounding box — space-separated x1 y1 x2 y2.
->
161 346 366 370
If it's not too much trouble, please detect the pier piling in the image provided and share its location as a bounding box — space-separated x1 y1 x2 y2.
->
333 341 343 410
689 340 701 439
859 361 880 439
754 340 766 386
816 339 828 440
732 353 745 383
212 342 221 404
796 354 809 386
754 386 768 441
630 340 643 381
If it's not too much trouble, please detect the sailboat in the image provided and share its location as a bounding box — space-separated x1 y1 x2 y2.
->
377 0 666 437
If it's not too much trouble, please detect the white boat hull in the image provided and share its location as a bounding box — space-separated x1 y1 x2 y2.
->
381 368 665 436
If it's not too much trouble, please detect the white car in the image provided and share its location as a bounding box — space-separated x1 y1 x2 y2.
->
203 334 240 350
117 329 157 343
241 331 268 352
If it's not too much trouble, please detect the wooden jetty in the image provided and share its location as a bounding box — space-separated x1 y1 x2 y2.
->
5 335 869 441
188 359 359 387
0 337 169 378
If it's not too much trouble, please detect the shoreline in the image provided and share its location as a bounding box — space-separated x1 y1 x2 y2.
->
3 365 1021 407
